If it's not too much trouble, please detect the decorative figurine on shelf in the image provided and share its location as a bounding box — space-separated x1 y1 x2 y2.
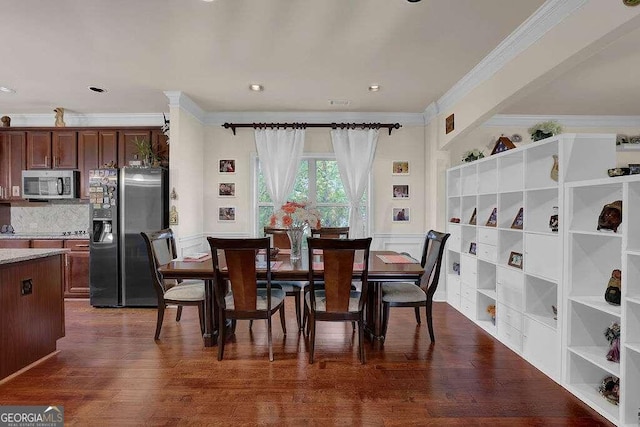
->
53 107 66 127
1 115 10 127
550 155 559 182
604 322 621 363
490 135 516 155
597 200 622 233
487 305 496 325
549 206 559 232
449 217 460 223
598 375 619 405
604 269 621 306
551 305 557 320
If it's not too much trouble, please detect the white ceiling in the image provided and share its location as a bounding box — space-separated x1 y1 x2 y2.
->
0 0 545 115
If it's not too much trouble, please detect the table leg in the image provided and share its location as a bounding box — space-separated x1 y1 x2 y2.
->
363 281 383 342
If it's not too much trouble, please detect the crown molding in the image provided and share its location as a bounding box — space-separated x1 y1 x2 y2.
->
423 102 439 125
4 113 166 127
425 0 589 124
484 114 640 128
164 91 206 123
204 111 425 127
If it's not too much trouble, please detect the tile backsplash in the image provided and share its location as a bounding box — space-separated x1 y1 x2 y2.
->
11 203 89 233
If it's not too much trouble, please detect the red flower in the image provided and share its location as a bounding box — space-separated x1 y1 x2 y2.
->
282 216 293 227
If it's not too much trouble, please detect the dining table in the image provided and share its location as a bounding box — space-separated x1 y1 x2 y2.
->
158 250 424 347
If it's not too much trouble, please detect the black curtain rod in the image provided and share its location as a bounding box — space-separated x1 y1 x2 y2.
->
222 122 402 136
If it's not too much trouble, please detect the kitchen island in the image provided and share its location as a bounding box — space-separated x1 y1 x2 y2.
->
0 248 67 381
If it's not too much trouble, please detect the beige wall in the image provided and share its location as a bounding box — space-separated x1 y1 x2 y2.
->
203 125 429 237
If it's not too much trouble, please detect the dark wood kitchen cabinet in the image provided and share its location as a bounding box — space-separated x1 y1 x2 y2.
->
0 131 26 200
26 131 77 169
0 239 30 248
64 239 90 298
78 130 118 199
118 130 152 168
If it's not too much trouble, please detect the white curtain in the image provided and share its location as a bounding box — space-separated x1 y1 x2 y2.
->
254 128 305 210
330 128 379 238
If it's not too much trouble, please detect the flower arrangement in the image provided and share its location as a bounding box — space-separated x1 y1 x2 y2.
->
270 201 321 229
462 149 485 163
528 120 563 141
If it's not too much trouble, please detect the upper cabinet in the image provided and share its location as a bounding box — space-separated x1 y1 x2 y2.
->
118 130 152 168
0 131 26 200
26 131 78 169
78 130 118 199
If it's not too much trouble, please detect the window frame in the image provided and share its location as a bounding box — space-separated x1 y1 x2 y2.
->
250 152 373 237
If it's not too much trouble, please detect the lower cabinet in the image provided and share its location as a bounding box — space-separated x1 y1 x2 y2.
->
64 240 90 298
0 239 90 298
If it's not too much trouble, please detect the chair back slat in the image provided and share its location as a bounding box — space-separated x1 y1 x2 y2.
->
312 227 349 239
419 230 450 296
322 249 355 312
225 249 258 310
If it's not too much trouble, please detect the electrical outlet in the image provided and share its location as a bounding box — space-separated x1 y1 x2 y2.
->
21 279 33 296
12 186 20 197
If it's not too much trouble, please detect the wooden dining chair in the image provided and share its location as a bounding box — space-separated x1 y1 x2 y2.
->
141 229 205 340
305 237 372 364
380 230 450 343
311 227 349 239
207 237 286 362
263 226 306 330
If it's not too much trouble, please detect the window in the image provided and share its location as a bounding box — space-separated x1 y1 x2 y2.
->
254 154 371 236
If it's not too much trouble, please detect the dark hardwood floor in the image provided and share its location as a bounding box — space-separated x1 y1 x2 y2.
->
0 300 613 426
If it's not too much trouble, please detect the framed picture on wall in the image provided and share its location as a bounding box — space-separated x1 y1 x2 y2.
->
219 159 236 174
218 207 236 222
218 183 236 197
392 184 410 199
392 207 410 222
392 161 410 175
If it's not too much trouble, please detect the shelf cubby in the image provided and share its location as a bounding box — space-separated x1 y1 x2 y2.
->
568 233 622 299
447 169 461 197
478 194 498 228
476 292 497 334
461 227 476 256
568 302 620 374
568 183 623 234
525 275 557 329
524 188 559 234
524 139 559 190
447 197 461 222
461 196 477 225
498 191 523 229
525 233 560 281
461 164 477 196
477 259 496 294
478 158 498 194
447 223 461 252
625 252 640 301
627 181 640 251
567 353 619 424
497 151 524 193
498 229 523 269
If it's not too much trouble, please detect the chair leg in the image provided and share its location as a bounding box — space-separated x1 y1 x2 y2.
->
176 305 183 322
267 317 274 362
380 302 390 343
279 304 287 334
358 318 365 364
155 304 166 340
249 320 253 330
217 310 226 361
309 314 316 364
426 297 435 343
197 302 205 334
294 290 302 331
352 321 356 332
414 307 421 325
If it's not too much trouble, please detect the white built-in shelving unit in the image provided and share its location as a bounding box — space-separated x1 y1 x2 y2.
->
446 134 622 422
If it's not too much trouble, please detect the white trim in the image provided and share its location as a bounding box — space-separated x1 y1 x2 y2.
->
426 0 588 123
205 111 425 127
164 91 206 123
5 113 166 127
484 114 640 128
423 102 439 126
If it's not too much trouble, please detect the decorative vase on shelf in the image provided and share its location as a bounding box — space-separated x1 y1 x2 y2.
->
287 227 305 261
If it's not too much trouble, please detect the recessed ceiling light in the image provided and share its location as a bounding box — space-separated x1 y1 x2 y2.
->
88 86 107 93
368 85 381 92
249 84 264 92
0 86 16 94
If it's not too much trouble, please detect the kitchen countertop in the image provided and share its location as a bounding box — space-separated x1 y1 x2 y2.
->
0 248 70 265
0 233 89 240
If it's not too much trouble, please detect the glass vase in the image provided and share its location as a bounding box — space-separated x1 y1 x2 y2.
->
287 227 304 261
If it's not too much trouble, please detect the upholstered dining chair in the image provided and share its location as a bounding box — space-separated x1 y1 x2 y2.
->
311 227 350 239
207 237 286 362
263 226 306 330
380 230 450 343
305 237 372 364
141 229 205 340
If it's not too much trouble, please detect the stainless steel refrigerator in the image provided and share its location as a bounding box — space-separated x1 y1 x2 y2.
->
89 167 169 307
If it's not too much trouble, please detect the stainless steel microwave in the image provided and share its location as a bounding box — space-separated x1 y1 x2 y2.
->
22 170 80 199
